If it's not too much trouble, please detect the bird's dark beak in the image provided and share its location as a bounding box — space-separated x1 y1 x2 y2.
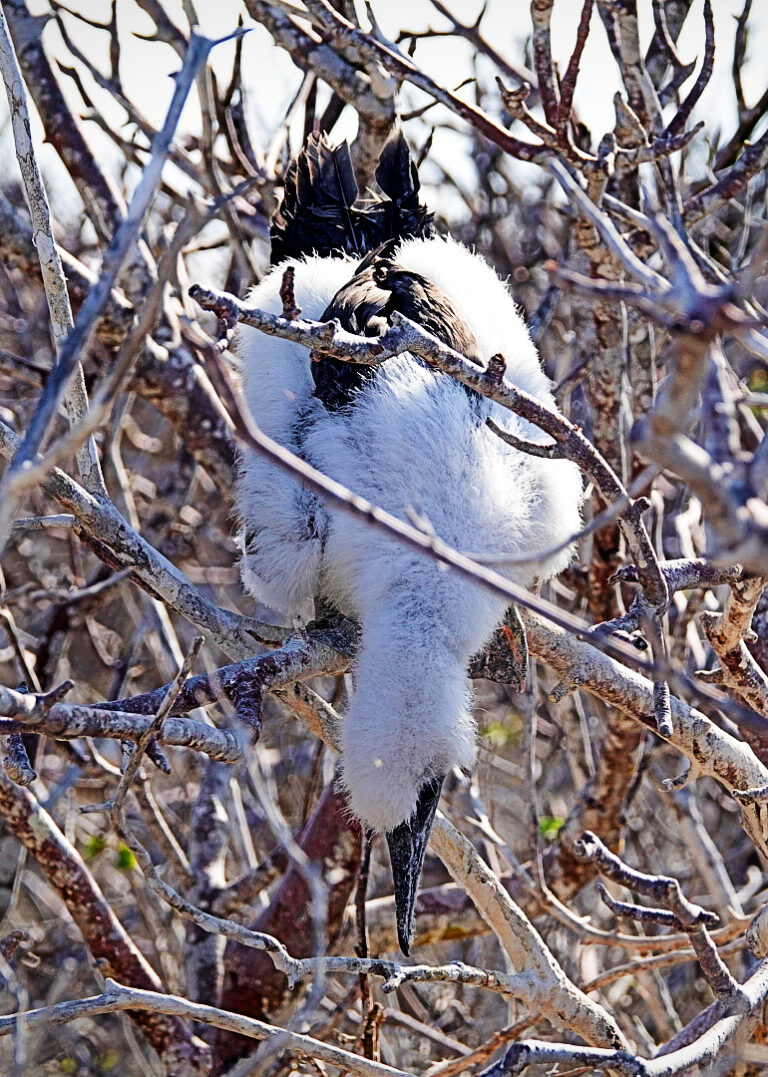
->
385 774 444 956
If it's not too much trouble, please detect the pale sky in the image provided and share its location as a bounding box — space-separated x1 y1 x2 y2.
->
4 1 768 228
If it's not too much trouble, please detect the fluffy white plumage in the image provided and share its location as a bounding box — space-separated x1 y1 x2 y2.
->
237 235 582 833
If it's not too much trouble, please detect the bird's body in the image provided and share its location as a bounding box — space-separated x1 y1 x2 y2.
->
236 135 582 950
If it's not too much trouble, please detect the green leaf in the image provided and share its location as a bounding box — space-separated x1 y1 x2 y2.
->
83 833 107 862
97 1049 121 1072
115 844 137 871
482 721 518 749
538 815 564 840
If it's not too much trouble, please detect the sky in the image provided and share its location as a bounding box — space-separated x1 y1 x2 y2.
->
3 1 768 228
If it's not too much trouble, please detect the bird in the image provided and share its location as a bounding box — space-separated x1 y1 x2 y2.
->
236 132 582 954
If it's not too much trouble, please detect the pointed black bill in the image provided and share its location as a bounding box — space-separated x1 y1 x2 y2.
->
385 774 445 956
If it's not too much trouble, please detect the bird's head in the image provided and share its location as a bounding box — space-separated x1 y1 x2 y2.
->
342 721 469 955
383 773 444 955
336 554 487 955
344 758 446 955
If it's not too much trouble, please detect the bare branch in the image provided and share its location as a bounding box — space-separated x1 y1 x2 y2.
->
0 978 410 1077
0 2 106 499
0 29 224 554
575 831 740 1000
700 576 768 717
0 686 244 763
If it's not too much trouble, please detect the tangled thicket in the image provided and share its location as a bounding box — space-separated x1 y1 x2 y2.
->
2 1 768 1074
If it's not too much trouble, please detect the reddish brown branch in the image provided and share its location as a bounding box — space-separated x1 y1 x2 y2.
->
556 0 594 131
0 769 208 1070
665 0 714 139
214 779 362 1072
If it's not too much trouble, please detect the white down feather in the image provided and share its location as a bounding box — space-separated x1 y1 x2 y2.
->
237 235 582 832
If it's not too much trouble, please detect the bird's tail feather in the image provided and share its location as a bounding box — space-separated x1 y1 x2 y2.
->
270 133 359 264
375 133 420 200
269 132 433 264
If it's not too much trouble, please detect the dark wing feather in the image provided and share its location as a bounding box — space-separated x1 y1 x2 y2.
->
353 133 434 251
372 133 432 243
270 134 360 264
270 132 446 409
313 247 482 411
270 133 433 265
374 132 419 201
373 260 483 366
301 136 358 208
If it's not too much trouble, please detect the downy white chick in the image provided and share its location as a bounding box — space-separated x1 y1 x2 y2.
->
237 134 582 953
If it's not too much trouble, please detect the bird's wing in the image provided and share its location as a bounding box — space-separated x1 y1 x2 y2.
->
312 247 483 411
270 133 360 264
270 133 433 266
365 132 434 248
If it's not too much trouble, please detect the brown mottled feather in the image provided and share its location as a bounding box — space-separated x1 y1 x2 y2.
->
313 247 483 411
